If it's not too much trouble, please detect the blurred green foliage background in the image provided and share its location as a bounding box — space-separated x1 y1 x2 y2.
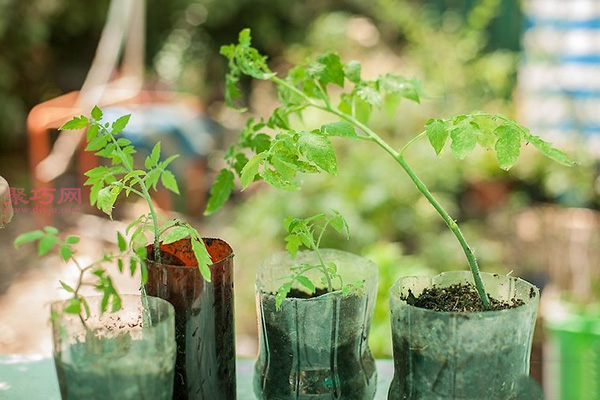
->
2 0 599 358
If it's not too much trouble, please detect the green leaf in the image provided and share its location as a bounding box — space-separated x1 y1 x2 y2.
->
117 232 127 252
356 85 382 108
60 116 89 130
65 235 80 245
522 131 576 167
59 280 75 293
64 298 81 314
117 259 124 273
160 170 179 194
14 230 45 248
38 235 57 256
494 125 522 170
296 276 315 293
111 115 131 134
146 169 161 191
205 169 235 215
473 116 498 149
450 121 478 160
44 226 58 235
240 153 266 189
298 132 337 174
192 239 213 282
59 245 74 261
129 258 137 277
321 121 357 139
85 134 109 151
383 93 402 117
97 187 116 216
261 168 299 190
91 106 103 120
344 61 361 84
314 53 345 87
284 234 303 257
425 119 448 156
80 297 91 318
162 226 190 244
238 28 251 46
145 143 160 168
86 124 99 141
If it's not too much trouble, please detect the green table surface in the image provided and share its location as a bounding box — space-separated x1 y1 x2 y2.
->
0 355 394 399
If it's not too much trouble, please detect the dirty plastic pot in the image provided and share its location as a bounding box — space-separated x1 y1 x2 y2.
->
51 294 176 400
389 271 539 400
145 237 235 400
254 249 378 399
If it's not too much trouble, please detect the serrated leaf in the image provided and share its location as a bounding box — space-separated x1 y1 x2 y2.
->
161 170 179 194
522 131 576 167
85 134 109 151
192 239 212 282
60 116 89 130
149 142 161 168
473 116 498 149
296 276 315 293
97 187 115 216
261 168 299 190
321 121 357 138
60 280 75 293
205 169 235 215
494 125 522 170
314 53 345 87
162 226 190 244
425 119 448 156
450 122 478 160
356 85 382 108
91 106 103 120
86 124 99 141
240 153 266 189
129 258 137 277
117 232 127 252
298 132 337 174
14 230 45 248
146 169 161 191
344 61 361 83
111 115 131 134
38 235 57 256
285 234 303 257
59 245 74 261
117 259 124 272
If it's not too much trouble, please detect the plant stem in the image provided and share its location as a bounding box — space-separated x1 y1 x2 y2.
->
104 130 162 263
270 77 491 309
331 109 491 309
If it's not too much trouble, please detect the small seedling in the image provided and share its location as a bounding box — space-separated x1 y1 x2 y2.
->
275 211 363 309
208 29 575 310
15 106 212 316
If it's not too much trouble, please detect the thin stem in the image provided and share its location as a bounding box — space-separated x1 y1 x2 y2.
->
102 128 161 262
399 131 427 156
268 75 491 308
333 109 491 309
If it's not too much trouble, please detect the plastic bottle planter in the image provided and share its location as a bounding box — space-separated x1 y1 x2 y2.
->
388 271 539 400
145 238 235 400
544 305 600 400
51 295 176 400
254 249 378 399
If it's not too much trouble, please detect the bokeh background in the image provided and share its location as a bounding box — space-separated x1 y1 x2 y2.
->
1 0 600 397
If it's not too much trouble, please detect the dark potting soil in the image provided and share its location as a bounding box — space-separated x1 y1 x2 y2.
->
404 283 525 312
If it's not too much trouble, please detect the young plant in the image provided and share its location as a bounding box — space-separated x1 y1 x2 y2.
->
14 227 133 318
15 106 213 317
60 106 212 281
275 211 362 309
207 29 575 310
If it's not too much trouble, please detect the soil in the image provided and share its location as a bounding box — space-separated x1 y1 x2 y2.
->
403 283 525 312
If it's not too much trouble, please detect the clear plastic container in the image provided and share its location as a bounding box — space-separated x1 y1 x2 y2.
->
254 249 378 399
51 294 176 400
145 237 235 400
388 271 540 400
